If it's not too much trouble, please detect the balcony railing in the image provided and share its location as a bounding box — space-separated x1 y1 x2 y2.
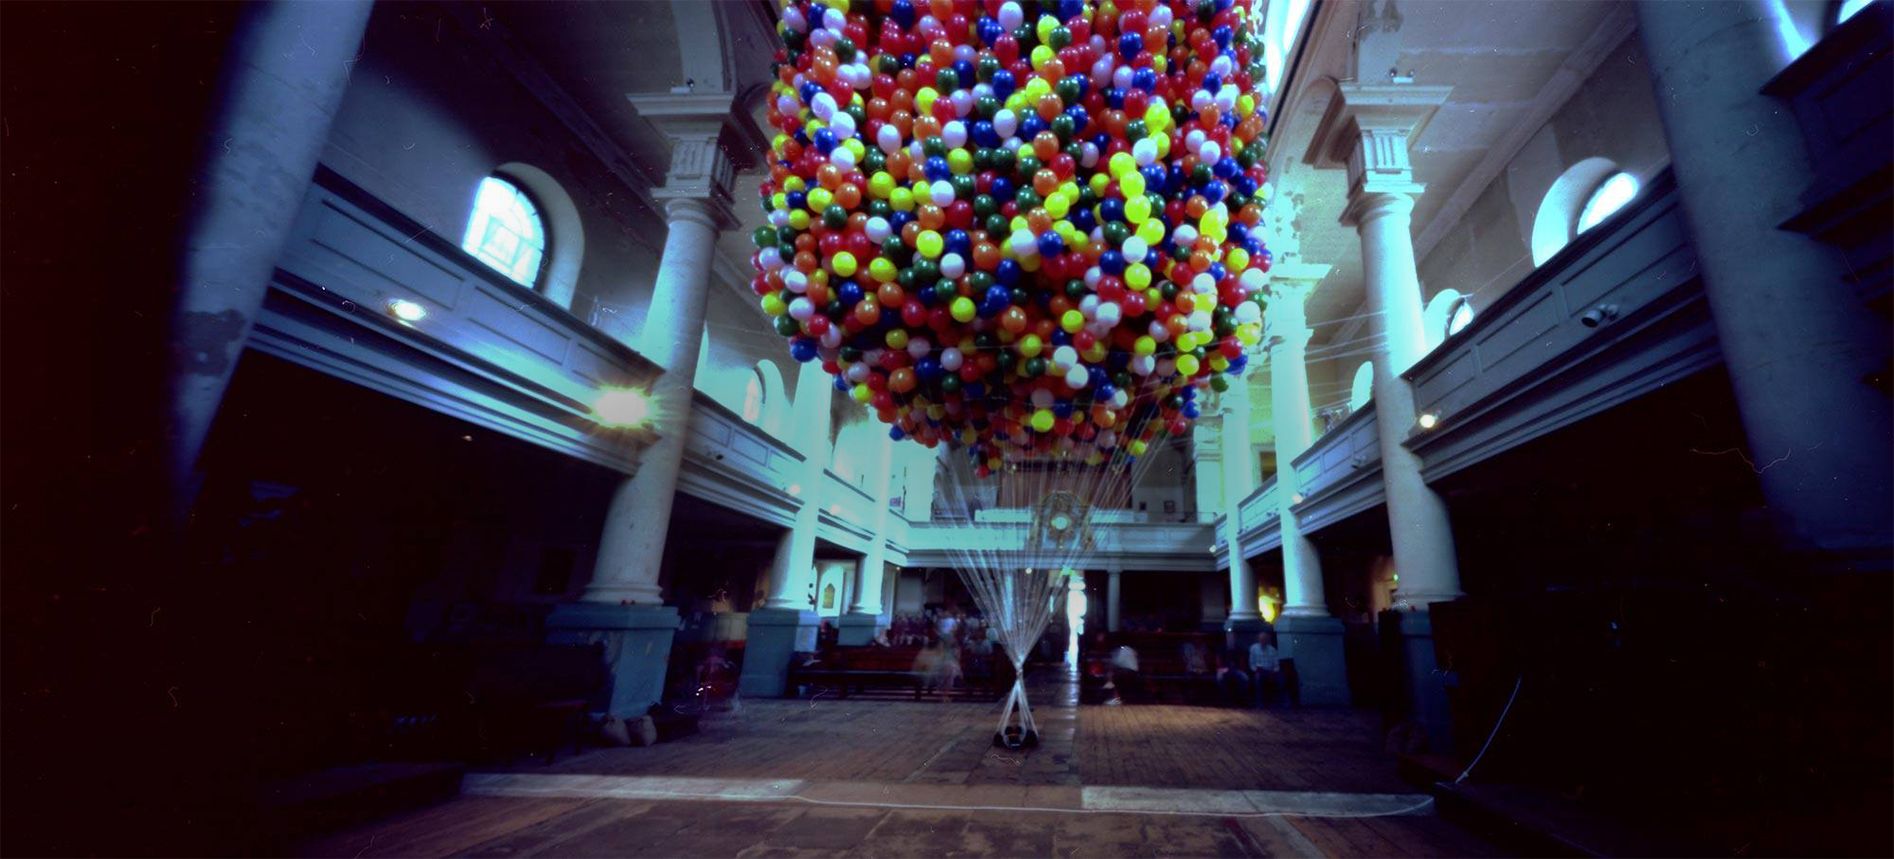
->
254 166 660 476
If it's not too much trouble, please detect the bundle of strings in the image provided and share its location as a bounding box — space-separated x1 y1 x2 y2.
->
931 430 1169 748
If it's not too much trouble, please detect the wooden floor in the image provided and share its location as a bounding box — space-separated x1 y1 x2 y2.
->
300 671 1501 857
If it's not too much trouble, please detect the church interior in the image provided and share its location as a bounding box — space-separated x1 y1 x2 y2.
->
3 0 1890 855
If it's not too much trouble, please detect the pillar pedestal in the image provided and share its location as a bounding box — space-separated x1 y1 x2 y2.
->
738 608 821 697
1277 612 1349 706
545 603 682 718
1383 608 1451 751
836 613 879 646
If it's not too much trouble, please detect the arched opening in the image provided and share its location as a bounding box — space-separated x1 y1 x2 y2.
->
1530 157 1627 266
1348 361 1375 411
1576 172 1641 235
462 175 546 288
493 163 586 310
1422 289 1475 352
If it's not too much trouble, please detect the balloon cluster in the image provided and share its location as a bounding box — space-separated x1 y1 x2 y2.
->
751 0 1272 476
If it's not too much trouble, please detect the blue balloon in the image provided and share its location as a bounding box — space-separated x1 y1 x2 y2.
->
789 338 819 362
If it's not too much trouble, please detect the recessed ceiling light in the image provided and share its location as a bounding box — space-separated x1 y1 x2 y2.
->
386 298 427 324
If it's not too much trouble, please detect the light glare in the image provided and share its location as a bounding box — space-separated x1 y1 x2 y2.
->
387 298 427 324
593 388 651 428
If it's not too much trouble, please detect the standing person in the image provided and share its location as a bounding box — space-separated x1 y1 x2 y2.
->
1248 632 1282 707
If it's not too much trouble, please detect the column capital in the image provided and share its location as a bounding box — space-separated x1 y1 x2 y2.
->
629 90 766 227
1340 187 1418 230
1304 83 1450 221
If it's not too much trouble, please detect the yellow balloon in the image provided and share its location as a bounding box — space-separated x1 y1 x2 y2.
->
761 293 787 316
1120 171 1145 198
1176 354 1201 376
1031 409 1055 432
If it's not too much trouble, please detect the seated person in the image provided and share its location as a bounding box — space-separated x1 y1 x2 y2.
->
1248 632 1283 707
1215 647 1251 706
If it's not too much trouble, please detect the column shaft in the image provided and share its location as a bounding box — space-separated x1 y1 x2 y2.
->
849 436 895 617
1355 193 1463 609
1637 0 1893 557
1268 313 1326 617
1220 380 1261 621
1106 568 1123 632
170 0 374 511
584 199 720 604
764 358 834 609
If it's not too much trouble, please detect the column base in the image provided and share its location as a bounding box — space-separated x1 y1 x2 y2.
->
545 602 681 720
836 612 880 646
737 608 820 698
1383 607 1452 753
1277 613 1350 707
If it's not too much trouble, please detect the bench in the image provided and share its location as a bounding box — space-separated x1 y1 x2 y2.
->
787 646 1013 701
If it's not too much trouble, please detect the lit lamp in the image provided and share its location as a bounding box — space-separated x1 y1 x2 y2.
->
385 297 428 325
593 387 652 429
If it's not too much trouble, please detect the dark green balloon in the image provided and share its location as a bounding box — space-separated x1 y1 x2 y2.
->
774 315 801 336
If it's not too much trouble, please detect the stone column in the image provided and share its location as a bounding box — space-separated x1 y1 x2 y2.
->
169 0 374 515
1220 378 1264 637
549 93 755 719
1638 0 1893 564
1311 82 1457 741
1267 264 1350 704
1106 567 1124 632
740 357 832 695
841 435 895 645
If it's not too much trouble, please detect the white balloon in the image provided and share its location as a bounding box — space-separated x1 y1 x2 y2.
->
1130 354 1157 376
939 252 966 279
1188 310 1212 331
1122 236 1148 263
865 217 892 243
941 120 968 149
1052 345 1079 370
908 337 932 359
789 297 815 320
878 124 903 154
1133 137 1158 166
1065 364 1090 389
829 147 857 170
829 112 856 138
820 327 844 349
1235 301 1263 324
930 180 956 207
1010 229 1040 257
998 1 1024 29
846 362 870 383
1096 302 1123 326
1078 294 1100 318
784 270 809 293
940 347 964 372
1031 388 1055 408
812 92 837 121
1111 389 1130 408
993 108 1019 138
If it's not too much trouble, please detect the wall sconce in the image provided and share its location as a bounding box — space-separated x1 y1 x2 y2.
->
1417 412 1439 430
593 388 652 428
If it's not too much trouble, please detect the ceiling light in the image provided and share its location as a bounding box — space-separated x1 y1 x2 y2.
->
593 388 652 428
386 298 427 324
1417 413 1439 430
787 483 802 496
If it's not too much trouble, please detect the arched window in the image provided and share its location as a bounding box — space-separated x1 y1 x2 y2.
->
1422 289 1475 352
742 367 766 425
1348 362 1375 411
1837 0 1879 24
462 175 547 288
1532 158 1639 266
1576 172 1640 235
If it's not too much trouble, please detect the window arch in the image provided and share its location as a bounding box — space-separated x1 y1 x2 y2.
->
1531 158 1639 266
1422 289 1475 352
742 367 766 425
1836 0 1879 25
1576 172 1640 235
463 175 547 288
1348 362 1375 411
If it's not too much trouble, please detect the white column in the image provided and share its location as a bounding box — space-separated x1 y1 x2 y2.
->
1220 379 1261 622
1637 0 1892 558
1352 188 1463 609
849 435 895 617
169 0 374 513
1267 265 1334 617
1106 567 1123 632
584 196 721 605
763 358 835 609
585 95 753 605
1313 83 1463 611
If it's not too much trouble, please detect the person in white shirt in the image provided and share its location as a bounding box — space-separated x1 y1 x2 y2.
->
1248 633 1282 707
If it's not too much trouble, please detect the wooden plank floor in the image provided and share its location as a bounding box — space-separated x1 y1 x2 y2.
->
301 671 1499 857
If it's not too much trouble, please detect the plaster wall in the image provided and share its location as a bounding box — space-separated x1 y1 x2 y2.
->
1417 38 1671 313
319 8 664 350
